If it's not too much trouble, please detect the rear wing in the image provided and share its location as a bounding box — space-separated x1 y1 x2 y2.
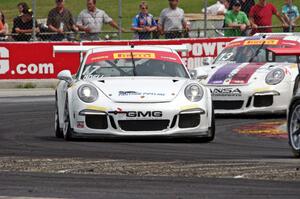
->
266 48 300 73
254 33 299 37
53 45 188 54
267 47 300 56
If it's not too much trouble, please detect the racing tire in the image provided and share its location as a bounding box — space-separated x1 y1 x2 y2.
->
288 100 300 157
293 77 300 96
192 105 215 143
63 98 74 141
55 102 63 138
202 106 215 142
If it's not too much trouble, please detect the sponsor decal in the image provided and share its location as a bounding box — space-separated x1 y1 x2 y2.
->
108 109 163 118
208 63 241 84
83 74 104 80
91 56 109 62
211 88 242 97
86 105 108 112
254 87 271 93
119 91 165 97
230 63 264 84
77 121 85 128
180 104 200 111
113 52 156 59
243 40 279 46
119 91 141 96
226 41 242 48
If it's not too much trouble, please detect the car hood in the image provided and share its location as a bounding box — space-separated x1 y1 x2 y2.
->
89 77 189 103
202 62 292 85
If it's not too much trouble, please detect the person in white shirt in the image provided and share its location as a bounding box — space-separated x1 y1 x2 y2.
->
158 0 189 39
202 0 228 15
77 0 123 40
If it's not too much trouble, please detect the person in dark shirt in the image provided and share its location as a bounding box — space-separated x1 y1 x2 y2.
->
47 0 78 41
240 0 255 16
17 2 29 16
12 8 39 41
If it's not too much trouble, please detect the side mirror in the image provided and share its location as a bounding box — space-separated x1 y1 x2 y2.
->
193 67 209 80
57 70 73 84
203 57 214 66
189 69 198 79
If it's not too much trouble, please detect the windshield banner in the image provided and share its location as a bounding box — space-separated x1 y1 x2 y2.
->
0 38 233 79
85 50 182 65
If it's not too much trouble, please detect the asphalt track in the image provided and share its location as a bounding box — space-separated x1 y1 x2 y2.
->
0 96 300 199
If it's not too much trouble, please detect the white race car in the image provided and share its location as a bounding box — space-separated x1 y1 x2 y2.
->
54 45 214 141
198 33 300 114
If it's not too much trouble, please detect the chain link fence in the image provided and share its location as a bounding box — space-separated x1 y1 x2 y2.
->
1 0 299 42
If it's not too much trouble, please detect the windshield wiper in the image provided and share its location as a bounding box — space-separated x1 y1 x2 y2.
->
130 52 137 76
248 35 267 63
106 60 129 76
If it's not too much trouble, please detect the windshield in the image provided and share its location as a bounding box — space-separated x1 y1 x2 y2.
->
81 51 189 80
215 45 298 64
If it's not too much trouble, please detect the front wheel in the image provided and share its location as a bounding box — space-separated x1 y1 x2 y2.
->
63 99 74 141
202 106 215 142
55 103 63 138
288 101 300 157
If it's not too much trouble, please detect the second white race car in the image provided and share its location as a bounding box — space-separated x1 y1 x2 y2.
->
54 45 214 141
198 33 300 114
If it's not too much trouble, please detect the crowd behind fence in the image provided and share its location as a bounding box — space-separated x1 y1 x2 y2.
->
0 0 299 42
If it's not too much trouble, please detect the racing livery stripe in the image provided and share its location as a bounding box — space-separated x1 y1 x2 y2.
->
230 63 265 84
208 63 241 84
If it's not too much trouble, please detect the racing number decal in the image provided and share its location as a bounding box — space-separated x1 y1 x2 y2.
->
0 47 9 74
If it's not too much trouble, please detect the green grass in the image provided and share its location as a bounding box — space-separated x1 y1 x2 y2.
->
0 0 299 38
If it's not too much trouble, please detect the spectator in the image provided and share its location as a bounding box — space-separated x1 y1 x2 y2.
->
0 11 9 40
224 0 250 36
47 0 78 41
240 0 255 16
17 2 29 16
158 0 189 39
77 0 123 41
230 0 255 15
12 8 39 41
223 0 231 14
131 1 157 40
249 0 288 34
202 0 227 16
282 0 300 32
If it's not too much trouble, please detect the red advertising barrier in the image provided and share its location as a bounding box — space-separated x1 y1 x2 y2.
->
0 38 234 79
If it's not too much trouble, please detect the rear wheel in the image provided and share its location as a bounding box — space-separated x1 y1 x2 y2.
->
288 101 300 157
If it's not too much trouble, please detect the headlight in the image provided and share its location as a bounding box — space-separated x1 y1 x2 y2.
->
265 68 285 85
185 84 204 102
78 84 98 103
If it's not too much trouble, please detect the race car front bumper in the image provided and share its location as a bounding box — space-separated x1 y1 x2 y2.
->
69 101 212 138
208 82 293 114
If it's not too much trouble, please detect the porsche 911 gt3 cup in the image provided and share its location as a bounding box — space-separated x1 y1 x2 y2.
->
198 33 300 114
54 45 214 141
